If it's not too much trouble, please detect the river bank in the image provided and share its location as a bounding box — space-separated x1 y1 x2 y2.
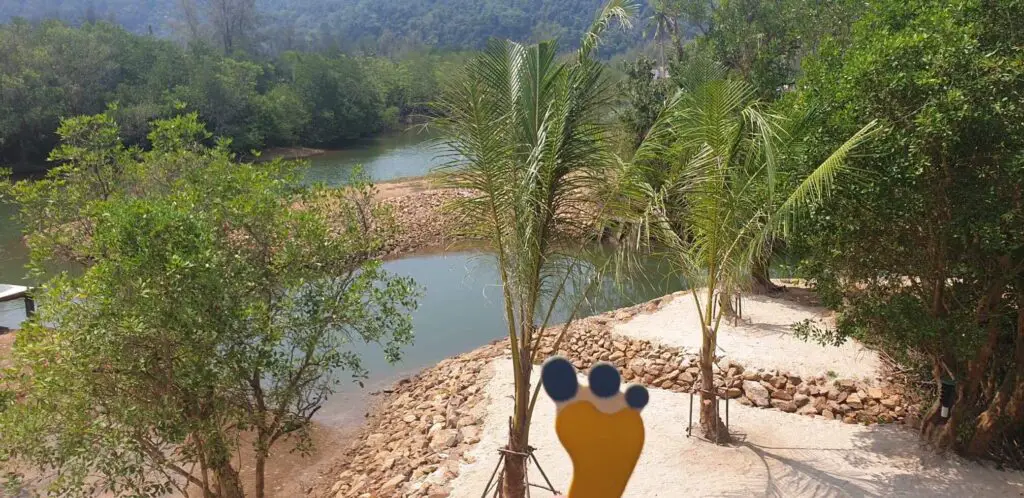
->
304 286 938 498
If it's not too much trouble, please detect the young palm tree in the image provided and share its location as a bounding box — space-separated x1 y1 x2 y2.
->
434 1 638 495
631 77 878 442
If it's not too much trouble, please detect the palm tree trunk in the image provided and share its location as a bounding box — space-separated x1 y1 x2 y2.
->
502 350 532 497
751 259 784 294
699 335 728 443
699 287 729 443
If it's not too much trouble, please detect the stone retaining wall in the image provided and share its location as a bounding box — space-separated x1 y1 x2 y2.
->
537 295 920 426
317 344 504 498
317 293 921 498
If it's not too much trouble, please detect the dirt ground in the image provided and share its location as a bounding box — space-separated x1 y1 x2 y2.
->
0 331 14 369
451 358 1024 498
0 331 363 498
615 286 882 379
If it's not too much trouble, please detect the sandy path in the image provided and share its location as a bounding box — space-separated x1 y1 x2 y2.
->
614 291 882 380
449 359 1024 498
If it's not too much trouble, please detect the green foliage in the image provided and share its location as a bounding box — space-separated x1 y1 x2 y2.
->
0 112 419 496
0 20 466 168
672 0 864 98
433 1 639 493
626 73 876 438
617 56 671 150
791 0 1024 457
1 0 649 56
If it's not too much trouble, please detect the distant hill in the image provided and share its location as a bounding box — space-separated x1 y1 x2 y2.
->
0 0 647 53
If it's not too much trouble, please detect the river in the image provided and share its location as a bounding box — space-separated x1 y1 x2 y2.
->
0 130 686 428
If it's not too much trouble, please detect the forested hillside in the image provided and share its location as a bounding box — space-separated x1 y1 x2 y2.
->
0 20 467 167
0 0 646 54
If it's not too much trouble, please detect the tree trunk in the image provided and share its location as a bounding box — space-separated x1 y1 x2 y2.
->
699 332 728 443
213 460 245 498
255 452 267 498
967 293 1024 457
501 354 531 497
718 291 735 319
751 259 784 294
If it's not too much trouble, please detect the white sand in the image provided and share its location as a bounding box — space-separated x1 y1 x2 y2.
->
449 359 1024 498
615 292 882 380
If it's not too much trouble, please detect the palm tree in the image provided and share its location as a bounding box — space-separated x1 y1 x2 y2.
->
433 1 638 495
647 0 681 76
630 77 878 441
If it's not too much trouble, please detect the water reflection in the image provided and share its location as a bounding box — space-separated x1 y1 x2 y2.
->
314 250 686 427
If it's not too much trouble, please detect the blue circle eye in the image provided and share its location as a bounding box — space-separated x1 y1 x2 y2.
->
625 384 649 410
588 363 621 398
542 357 578 402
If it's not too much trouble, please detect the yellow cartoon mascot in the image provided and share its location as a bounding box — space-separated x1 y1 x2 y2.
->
541 357 648 498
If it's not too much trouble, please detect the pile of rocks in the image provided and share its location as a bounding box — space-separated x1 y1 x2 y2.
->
384 189 474 255
536 295 921 426
318 343 503 498
317 291 920 498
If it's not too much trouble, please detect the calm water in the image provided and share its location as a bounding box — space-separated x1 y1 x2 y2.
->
303 129 442 184
0 132 688 429
0 131 443 328
316 250 684 427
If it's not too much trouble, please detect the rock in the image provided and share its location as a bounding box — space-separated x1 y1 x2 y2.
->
429 429 459 449
382 474 407 489
760 372 774 381
456 416 479 428
881 396 899 408
771 377 788 390
654 370 680 385
793 394 810 407
771 399 798 413
628 359 645 376
813 396 828 413
726 387 743 399
826 387 841 400
836 379 856 391
821 409 834 420
460 426 481 445
798 403 819 416
742 370 760 381
868 387 884 400
367 433 386 447
736 396 753 406
771 390 793 401
680 358 692 369
842 415 857 424
679 371 695 384
403 414 418 423
743 380 771 407
846 393 863 409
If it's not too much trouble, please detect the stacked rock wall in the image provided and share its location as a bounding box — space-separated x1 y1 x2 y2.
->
318 293 921 497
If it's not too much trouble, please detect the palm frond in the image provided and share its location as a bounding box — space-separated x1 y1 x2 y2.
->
773 120 880 236
579 0 639 60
